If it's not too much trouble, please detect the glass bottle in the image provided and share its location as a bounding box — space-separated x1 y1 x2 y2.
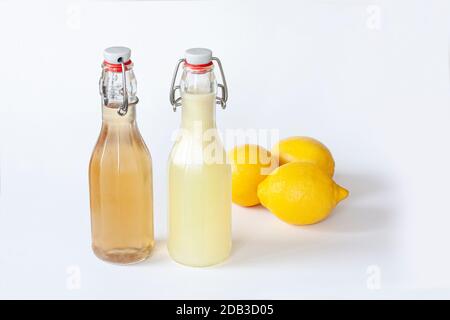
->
89 47 154 264
168 48 231 267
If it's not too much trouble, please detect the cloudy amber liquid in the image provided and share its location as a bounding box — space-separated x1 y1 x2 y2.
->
89 104 154 264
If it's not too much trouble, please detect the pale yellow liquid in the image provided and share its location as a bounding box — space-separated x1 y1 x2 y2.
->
168 92 232 267
89 105 154 264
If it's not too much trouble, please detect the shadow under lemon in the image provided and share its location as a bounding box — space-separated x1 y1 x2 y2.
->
226 172 395 267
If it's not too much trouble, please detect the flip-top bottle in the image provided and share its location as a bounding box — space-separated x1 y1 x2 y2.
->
89 47 154 264
168 48 232 267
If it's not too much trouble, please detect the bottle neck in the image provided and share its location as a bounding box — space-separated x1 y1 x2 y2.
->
102 104 137 126
181 92 216 130
100 62 137 107
180 65 217 130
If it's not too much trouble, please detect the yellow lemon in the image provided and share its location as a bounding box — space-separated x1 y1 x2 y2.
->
257 162 348 225
228 144 274 207
273 136 335 177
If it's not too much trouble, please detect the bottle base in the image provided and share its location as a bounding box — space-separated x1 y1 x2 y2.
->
92 245 153 265
170 254 230 268
168 246 231 268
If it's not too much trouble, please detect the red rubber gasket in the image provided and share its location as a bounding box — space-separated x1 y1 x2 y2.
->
103 60 133 72
184 61 213 70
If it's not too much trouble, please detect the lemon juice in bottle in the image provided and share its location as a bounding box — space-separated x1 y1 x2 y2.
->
168 48 231 267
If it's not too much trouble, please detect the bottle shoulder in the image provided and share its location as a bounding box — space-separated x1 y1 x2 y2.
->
90 124 152 167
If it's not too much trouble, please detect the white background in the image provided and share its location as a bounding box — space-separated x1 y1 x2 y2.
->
0 0 449 299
